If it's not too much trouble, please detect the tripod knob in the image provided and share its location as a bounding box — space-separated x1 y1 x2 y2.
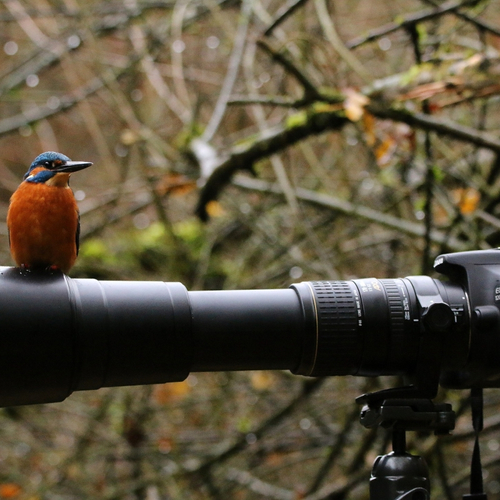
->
422 302 455 333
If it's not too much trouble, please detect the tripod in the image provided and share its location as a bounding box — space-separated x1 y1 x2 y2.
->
357 394 456 500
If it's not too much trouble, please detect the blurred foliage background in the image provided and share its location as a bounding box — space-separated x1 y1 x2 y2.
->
0 0 500 498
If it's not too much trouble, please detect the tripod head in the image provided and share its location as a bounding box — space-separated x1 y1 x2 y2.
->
358 397 455 500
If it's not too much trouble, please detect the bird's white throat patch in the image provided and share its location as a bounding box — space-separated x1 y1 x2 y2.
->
46 172 71 188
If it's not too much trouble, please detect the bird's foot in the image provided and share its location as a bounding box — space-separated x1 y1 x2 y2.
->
44 264 62 274
15 263 33 276
18 264 61 274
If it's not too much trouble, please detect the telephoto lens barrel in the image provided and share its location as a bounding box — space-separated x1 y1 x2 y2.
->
299 277 469 379
0 268 314 406
0 264 470 407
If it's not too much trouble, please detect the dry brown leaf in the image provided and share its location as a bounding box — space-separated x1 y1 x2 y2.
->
453 187 481 215
153 381 191 404
343 88 369 122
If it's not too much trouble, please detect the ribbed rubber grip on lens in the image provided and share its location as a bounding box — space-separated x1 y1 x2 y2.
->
308 281 362 376
379 280 405 336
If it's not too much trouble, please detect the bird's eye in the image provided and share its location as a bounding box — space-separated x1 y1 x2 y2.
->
44 161 52 167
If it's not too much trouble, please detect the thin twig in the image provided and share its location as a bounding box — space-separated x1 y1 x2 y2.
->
228 94 303 107
0 73 110 136
421 0 500 37
3 0 53 49
191 378 325 475
407 19 434 273
195 105 349 220
367 102 500 153
263 0 310 36
171 0 193 111
201 0 252 142
314 0 372 83
129 24 191 124
243 40 299 215
0 0 237 97
346 0 483 49
257 40 322 101
306 405 360 494
232 175 472 251
226 468 295 500
196 95 500 220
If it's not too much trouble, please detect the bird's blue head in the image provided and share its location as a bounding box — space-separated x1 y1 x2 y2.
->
24 151 92 184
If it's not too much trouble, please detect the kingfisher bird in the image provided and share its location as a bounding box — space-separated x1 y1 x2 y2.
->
7 151 92 274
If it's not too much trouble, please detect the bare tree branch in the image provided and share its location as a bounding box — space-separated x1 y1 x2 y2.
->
196 89 500 219
201 0 253 143
195 105 348 220
263 0 309 36
346 0 484 49
368 102 500 152
233 175 471 251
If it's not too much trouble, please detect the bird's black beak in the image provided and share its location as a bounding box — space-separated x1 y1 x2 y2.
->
54 161 93 173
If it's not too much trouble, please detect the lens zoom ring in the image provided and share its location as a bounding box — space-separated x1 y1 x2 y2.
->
310 281 361 376
379 279 405 335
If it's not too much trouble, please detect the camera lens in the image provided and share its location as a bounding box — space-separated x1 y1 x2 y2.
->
294 276 469 379
293 279 421 377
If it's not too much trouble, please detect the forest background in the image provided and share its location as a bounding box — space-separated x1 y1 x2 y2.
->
0 0 499 498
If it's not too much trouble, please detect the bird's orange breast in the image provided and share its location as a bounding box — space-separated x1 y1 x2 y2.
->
7 182 80 274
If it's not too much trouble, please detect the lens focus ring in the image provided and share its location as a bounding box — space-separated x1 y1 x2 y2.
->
309 281 362 376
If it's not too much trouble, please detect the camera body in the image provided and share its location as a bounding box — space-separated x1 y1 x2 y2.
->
435 249 500 389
